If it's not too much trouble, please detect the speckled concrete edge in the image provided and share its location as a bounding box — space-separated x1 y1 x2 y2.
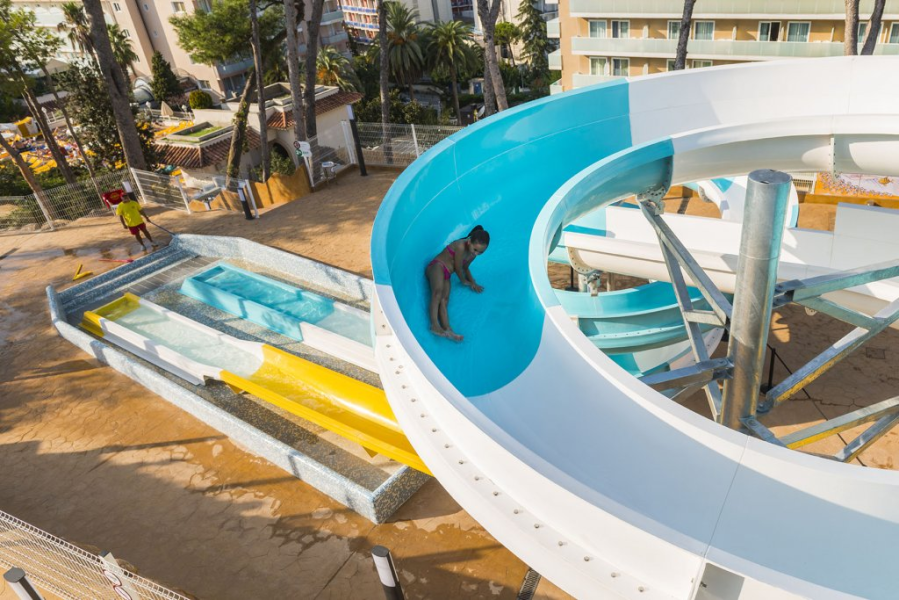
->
47 241 426 523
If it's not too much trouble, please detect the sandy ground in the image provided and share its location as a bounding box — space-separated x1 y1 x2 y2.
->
2 176 898 599
0 171 569 600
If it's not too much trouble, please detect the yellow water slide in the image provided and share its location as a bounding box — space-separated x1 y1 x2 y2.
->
81 294 430 475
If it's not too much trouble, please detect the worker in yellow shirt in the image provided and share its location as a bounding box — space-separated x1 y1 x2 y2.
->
115 194 158 250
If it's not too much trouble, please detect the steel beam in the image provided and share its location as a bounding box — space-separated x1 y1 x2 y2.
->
640 358 732 391
720 170 791 430
834 412 899 463
640 202 734 325
741 417 787 447
765 297 899 408
779 396 899 448
792 297 879 330
776 259 899 302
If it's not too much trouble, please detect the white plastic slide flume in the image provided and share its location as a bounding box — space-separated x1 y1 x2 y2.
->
371 58 899 599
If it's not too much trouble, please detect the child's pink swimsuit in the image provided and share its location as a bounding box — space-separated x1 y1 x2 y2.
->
428 245 473 280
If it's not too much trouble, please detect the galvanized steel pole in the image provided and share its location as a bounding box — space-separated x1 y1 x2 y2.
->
720 169 791 430
371 545 405 600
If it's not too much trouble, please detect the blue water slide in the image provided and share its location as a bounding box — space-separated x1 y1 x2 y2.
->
371 57 899 599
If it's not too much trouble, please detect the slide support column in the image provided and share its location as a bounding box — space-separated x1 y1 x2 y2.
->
721 169 791 430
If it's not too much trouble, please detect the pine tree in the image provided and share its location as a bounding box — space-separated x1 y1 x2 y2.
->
516 0 549 93
150 51 181 104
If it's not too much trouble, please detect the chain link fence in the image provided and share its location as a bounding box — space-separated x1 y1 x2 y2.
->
0 170 136 236
0 509 190 600
354 122 462 168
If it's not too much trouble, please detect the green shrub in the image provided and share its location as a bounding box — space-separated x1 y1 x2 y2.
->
270 152 296 176
189 90 213 109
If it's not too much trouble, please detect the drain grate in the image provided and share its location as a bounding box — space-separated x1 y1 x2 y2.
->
517 568 542 600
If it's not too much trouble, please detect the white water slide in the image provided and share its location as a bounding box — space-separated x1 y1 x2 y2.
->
370 57 899 599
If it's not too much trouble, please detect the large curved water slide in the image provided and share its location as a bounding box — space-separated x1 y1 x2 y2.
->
371 57 899 599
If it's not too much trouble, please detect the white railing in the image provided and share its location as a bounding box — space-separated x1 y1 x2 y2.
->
0 509 191 600
567 0 890 17
353 122 463 168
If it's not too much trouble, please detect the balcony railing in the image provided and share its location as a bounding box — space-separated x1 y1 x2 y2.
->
321 9 344 24
550 82 564 94
568 0 889 18
570 37 899 60
547 18 560 39
216 57 254 76
323 30 349 44
549 48 562 69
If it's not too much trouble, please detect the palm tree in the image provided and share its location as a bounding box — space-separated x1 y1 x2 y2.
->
844 0 859 55
673 0 697 69
282 0 306 142
82 0 147 170
385 1 423 102
248 0 269 180
57 2 94 59
861 0 886 55
303 0 325 137
426 20 473 124
107 24 138 80
476 0 507 113
316 46 359 91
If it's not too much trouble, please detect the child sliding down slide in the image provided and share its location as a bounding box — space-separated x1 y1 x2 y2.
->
425 225 490 341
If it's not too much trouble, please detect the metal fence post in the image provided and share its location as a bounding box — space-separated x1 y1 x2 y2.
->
371 546 405 600
346 106 367 177
174 178 192 214
3 568 45 600
720 169 791 430
410 124 420 158
129 168 150 205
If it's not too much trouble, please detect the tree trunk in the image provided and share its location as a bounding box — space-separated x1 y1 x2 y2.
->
845 0 859 55
450 62 461 124
303 0 325 138
482 54 496 117
478 0 507 111
378 0 392 164
283 0 306 145
673 0 696 70
249 0 270 181
82 0 147 170
861 0 886 55
225 74 258 190
40 65 104 203
0 131 57 222
21 86 77 186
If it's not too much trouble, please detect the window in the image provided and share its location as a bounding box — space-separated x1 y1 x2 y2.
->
786 22 810 42
198 80 210 88
890 23 899 44
610 20 629 39
112 2 121 11
611 57 629 76
758 21 780 41
143 3 149 9
588 20 606 39
667 20 680 40
692 59 713 68
858 22 868 41
197 0 212 11
589 57 607 76
122 28 130 37
172 2 186 13
693 21 714 40
667 59 676 71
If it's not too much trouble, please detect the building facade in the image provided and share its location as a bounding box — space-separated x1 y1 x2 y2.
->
548 0 899 94
14 0 350 100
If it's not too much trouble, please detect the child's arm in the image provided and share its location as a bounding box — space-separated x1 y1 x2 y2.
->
463 263 483 293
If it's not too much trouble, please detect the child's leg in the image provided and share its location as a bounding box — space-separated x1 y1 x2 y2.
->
440 284 463 341
426 265 448 336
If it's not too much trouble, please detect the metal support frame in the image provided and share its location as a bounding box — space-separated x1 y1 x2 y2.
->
635 169 899 461
639 200 728 420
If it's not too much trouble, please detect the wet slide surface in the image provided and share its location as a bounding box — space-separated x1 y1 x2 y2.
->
371 57 899 599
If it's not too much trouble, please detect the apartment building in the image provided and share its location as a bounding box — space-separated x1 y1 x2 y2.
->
341 0 457 44
14 0 349 100
547 0 899 94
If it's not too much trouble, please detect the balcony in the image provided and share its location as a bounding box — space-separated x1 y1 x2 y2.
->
321 9 344 24
216 57 254 76
323 30 349 45
550 81 564 94
567 0 882 18
572 73 623 88
569 37 899 60
549 48 562 69
547 18 560 39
